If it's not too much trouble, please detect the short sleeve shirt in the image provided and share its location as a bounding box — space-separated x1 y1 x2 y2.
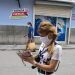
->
38 43 62 64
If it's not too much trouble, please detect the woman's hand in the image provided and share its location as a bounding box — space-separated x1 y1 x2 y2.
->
17 51 36 65
23 56 36 65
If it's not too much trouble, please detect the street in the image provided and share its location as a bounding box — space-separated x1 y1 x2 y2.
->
0 49 75 75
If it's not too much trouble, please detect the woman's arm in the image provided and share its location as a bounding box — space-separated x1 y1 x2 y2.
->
34 59 59 72
33 45 62 72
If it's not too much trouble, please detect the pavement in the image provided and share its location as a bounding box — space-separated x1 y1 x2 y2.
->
0 44 75 75
0 49 75 75
0 44 75 50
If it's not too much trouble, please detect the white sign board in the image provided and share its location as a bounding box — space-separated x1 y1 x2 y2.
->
10 8 28 19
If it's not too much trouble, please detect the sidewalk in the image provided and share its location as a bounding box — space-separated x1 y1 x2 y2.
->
0 49 75 75
0 44 75 50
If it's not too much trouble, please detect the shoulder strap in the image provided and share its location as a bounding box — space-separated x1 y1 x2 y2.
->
39 48 48 56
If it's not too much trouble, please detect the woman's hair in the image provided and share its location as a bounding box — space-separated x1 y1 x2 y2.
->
39 21 58 54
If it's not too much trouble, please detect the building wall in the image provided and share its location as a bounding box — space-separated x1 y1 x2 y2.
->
0 0 33 26
51 0 75 2
0 0 74 44
71 5 75 28
0 0 33 44
70 5 75 43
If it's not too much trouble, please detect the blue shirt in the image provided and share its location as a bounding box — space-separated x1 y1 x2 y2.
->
28 26 33 38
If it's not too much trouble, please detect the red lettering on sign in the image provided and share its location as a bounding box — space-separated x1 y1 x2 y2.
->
12 12 28 16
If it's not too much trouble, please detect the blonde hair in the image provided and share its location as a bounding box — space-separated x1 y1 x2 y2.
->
48 36 56 54
48 26 57 54
39 21 57 54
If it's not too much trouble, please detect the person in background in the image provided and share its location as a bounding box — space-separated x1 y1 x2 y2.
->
20 21 62 75
26 22 34 50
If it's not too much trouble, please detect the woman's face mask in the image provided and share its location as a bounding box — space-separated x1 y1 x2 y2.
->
40 35 52 46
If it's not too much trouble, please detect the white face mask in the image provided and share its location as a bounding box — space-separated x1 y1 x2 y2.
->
40 35 52 46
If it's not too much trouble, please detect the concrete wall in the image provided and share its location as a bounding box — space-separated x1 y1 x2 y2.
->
70 5 75 43
0 25 28 44
71 5 75 28
70 28 75 43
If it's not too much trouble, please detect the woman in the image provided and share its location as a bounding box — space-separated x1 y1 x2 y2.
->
19 21 62 75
